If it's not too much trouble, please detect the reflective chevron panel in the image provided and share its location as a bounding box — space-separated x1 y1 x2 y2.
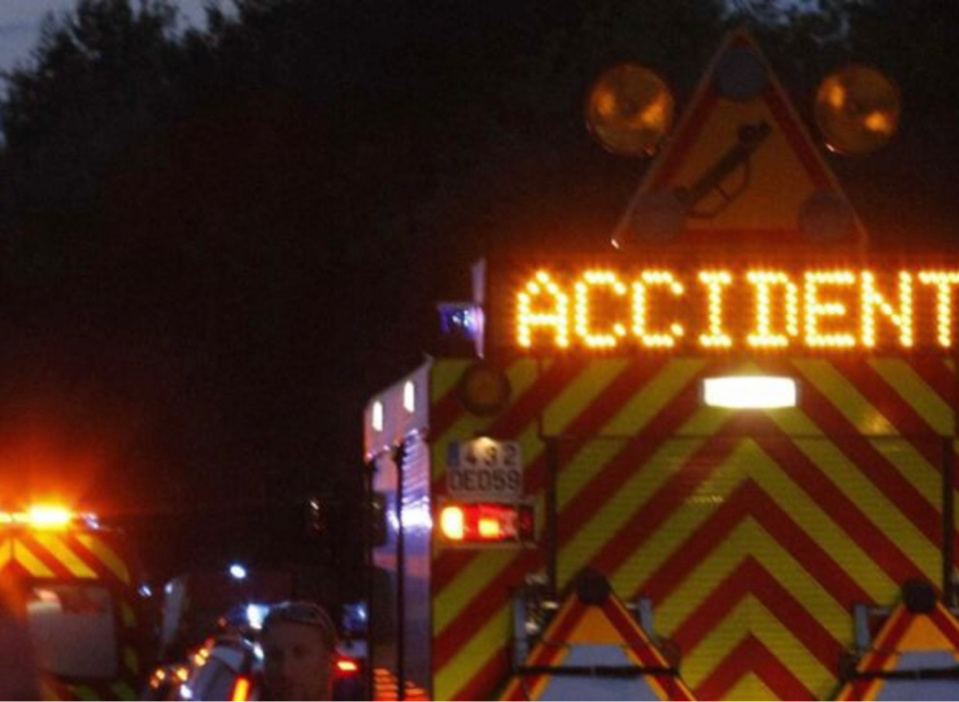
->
428 357 956 700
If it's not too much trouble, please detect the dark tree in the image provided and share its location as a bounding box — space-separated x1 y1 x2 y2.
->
1 0 955 583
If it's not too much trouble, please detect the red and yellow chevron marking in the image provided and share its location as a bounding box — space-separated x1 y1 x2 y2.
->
0 529 143 700
428 356 955 700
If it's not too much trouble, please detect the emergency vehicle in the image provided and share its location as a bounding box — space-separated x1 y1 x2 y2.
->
363 33 959 700
0 505 148 700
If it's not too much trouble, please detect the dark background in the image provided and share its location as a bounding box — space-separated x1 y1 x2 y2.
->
0 0 957 595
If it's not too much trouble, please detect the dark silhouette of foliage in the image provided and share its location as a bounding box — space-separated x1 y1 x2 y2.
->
0 0 956 582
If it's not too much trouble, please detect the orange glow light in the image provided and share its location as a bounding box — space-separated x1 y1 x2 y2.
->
804 270 857 348
631 270 685 348
510 266 959 352
698 270 734 348
336 659 360 674
477 517 502 539
230 677 252 702
746 270 798 348
439 506 465 541
574 269 628 349
25 505 71 529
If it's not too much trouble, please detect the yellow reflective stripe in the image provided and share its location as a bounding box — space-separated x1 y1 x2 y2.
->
869 438 940 509
657 516 849 641
33 534 96 579
430 359 472 403
434 601 510 700
0 538 12 571
769 408 936 520
562 438 707 585
770 402 825 436
610 441 729 596
870 359 954 435
726 673 774 702
542 359 630 436
604 359 706 437
793 360 897 435
745 440 896 602
13 539 54 578
559 361 706 509
76 534 130 584
123 645 139 673
789 437 940 582
433 550 515 635
955 439 959 537
685 597 835 698
671 527 842 697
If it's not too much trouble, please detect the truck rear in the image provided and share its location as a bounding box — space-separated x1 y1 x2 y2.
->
0 505 147 700
362 32 959 701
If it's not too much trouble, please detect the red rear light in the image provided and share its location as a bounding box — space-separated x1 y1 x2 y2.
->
230 676 252 702
438 503 534 545
335 656 361 677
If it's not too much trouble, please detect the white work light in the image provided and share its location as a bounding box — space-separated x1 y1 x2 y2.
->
703 376 797 409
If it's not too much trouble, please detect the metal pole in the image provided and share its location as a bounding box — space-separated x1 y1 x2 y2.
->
394 441 407 700
363 460 376 699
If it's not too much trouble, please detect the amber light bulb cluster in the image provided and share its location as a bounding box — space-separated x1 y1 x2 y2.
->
515 267 959 352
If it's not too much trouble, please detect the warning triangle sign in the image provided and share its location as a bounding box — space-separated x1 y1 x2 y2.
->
501 571 694 701
836 592 959 701
613 31 865 250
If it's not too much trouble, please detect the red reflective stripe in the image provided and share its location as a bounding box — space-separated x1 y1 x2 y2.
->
13 533 71 578
556 378 707 549
642 480 872 608
671 557 843 673
432 550 542 672
586 421 743 577
696 634 815 700
754 430 928 581
787 378 941 544
450 647 510 701
832 359 943 454
929 604 959 650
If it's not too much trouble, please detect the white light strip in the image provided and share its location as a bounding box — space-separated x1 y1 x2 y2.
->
703 376 797 409
403 380 416 413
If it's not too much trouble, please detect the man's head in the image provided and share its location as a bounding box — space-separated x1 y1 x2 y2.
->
260 601 337 701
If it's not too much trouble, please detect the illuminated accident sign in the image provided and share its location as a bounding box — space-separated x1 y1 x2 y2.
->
487 262 959 353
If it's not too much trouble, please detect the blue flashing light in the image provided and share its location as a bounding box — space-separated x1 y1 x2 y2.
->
438 303 481 340
228 563 247 580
